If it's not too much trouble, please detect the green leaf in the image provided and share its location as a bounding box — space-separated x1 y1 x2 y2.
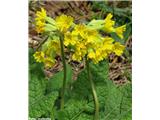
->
29 91 58 118
92 1 131 20
71 61 109 99
65 99 87 120
60 61 109 119
29 72 59 118
29 48 35 65
29 75 46 104
56 110 68 120
77 113 93 120
46 64 73 93
123 23 132 43
29 48 59 118
90 61 109 83
103 83 132 120
111 32 123 44
65 61 131 120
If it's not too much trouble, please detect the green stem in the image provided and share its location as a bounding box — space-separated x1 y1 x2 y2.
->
36 36 49 51
59 33 67 110
86 59 99 120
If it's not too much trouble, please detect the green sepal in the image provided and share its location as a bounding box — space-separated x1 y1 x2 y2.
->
87 19 105 30
45 23 57 32
45 16 56 26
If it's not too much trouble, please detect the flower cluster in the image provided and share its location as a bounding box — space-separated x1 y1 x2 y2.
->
63 23 125 63
55 14 74 33
35 8 47 33
33 51 55 68
105 13 126 39
33 8 126 67
33 37 61 68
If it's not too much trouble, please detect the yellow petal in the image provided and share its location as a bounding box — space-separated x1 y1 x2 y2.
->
115 24 126 39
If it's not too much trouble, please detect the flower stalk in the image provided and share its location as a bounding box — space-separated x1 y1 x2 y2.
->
59 32 67 110
86 58 99 120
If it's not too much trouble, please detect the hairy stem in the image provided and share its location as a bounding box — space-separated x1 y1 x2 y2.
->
59 33 67 110
86 59 99 120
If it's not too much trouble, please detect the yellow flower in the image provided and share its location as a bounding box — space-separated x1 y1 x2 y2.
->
72 24 87 37
85 29 99 44
64 32 77 46
72 52 82 61
35 8 46 21
102 37 114 51
48 39 61 55
88 50 96 59
33 51 45 63
35 20 45 33
71 24 100 47
76 41 86 51
87 48 105 64
104 13 115 33
44 57 55 68
94 49 104 63
55 14 74 32
113 42 125 56
35 8 47 33
115 24 126 39
72 41 87 61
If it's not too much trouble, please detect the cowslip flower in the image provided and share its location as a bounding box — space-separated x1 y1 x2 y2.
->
33 8 126 66
35 8 47 33
43 57 55 68
35 20 45 33
48 39 61 55
84 29 100 45
94 49 104 63
72 52 82 61
42 38 61 60
88 50 96 59
102 37 114 52
33 51 45 63
64 32 77 46
113 42 125 56
88 48 104 64
35 8 46 21
72 24 87 37
69 24 115 63
33 51 55 68
55 14 74 33
115 25 126 39
104 13 115 33
72 41 87 61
